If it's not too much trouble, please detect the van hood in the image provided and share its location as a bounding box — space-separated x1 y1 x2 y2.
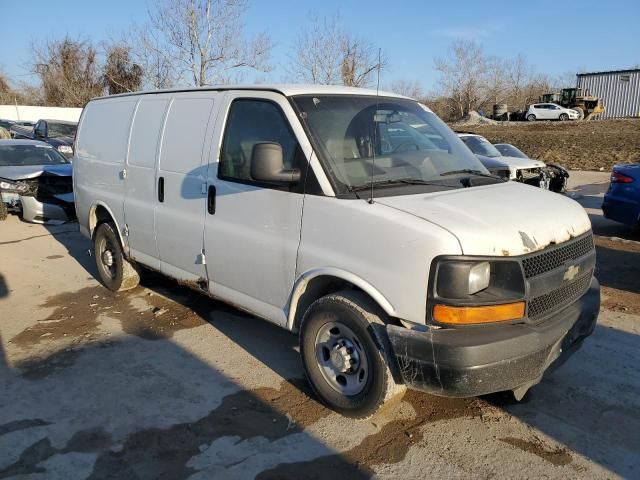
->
376 182 591 256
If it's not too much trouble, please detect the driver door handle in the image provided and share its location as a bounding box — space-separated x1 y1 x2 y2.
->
207 185 216 214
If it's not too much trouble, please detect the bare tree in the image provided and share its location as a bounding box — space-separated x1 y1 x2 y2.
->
434 39 490 118
390 79 424 99
103 44 143 94
142 0 272 86
288 12 383 87
31 37 103 107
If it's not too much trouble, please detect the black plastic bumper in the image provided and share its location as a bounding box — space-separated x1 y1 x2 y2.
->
386 277 600 397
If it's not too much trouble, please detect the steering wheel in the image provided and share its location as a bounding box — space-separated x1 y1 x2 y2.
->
392 142 420 153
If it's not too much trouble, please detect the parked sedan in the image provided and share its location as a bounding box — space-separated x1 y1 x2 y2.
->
475 154 510 181
494 143 569 193
602 164 640 227
0 140 74 224
526 103 580 122
458 134 548 188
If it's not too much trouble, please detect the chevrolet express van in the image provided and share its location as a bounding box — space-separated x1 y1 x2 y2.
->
74 85 599 417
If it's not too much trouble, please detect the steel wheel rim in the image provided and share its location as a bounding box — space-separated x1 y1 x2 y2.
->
97 235 117 279
314 321 369 396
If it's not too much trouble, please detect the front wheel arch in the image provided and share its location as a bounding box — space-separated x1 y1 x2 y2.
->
287 270 396 332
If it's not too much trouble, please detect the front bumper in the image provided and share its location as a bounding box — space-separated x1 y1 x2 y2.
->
386 276 599 398
20 195 75 224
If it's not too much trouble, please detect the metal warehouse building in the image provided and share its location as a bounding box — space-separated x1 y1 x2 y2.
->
576 69 640 119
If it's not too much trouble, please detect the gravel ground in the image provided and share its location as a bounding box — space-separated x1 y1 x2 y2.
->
1 175 639 479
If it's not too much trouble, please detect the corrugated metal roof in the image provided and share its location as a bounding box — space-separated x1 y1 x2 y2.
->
577 68 640 76
577 70 640 119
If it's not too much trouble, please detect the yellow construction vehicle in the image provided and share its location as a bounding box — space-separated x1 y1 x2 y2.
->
541 88 605 120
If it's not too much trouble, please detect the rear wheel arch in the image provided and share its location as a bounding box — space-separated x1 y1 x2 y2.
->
89 203 126 252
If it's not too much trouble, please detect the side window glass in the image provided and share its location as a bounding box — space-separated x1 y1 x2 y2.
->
219 99 300 182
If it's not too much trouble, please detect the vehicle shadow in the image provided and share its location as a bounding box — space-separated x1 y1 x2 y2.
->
0 329 368 479
485 324 640 478
41 220 98 279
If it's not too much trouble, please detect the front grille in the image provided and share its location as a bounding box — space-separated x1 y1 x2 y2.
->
516 168 542 180
528 272 592 320
522 233 594 278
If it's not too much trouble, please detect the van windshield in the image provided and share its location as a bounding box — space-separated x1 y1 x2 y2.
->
292 95 488 194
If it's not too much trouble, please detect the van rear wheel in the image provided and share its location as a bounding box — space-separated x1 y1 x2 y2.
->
299 291 404 418
93 222 140 292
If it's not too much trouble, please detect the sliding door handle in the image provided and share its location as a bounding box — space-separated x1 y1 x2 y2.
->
207 185 216 214
158 176 165 203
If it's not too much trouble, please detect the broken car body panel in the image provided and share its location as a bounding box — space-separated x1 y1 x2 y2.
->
0 140 74 223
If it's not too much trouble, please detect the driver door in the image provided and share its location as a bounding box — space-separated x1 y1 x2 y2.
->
203 92 308 326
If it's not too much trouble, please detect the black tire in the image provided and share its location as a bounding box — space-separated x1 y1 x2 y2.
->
299 290 405 418
559 113 568 121
0 193 7 221
93 222 140 292
527 114 536 122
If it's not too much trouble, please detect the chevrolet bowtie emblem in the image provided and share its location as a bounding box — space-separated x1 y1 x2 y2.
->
563 264 580 282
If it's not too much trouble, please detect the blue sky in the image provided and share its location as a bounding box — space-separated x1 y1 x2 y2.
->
1 0 638 90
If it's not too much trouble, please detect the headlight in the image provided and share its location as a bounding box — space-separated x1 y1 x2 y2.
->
430 257 526 325
57 145 73 154
0 179 30 193
436 260 490 298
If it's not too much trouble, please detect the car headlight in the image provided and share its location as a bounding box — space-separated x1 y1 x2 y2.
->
0 179 30 194
436 260 490 297
57 145 73 154
430 257 526 325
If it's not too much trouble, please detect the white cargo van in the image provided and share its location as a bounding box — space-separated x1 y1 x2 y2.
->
74 85 599 417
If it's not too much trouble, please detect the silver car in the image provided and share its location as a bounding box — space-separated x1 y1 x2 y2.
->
0 139 74 224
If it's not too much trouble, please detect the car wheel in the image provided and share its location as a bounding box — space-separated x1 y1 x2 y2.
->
0 193 7 221
559 113 568 121
299 290 405 418
527 114 536 122
93 222 140 292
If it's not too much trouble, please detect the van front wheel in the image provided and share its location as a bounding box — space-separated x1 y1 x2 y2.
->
299 291 404 418
93 222 140 292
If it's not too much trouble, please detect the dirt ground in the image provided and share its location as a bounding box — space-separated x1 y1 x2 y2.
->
1 174 639 479
454 118 640 171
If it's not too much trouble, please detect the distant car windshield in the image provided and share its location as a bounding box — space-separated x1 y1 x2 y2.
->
48 122 77 138
460 136 503 158
494 143 528 159
0 144 70 166
292 95 487 193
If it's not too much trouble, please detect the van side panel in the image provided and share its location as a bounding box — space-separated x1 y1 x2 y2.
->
124 97 170 269
155 95 217 280
296 195 462 325
75 99 138 240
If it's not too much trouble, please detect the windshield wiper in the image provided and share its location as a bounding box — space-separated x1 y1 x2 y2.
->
347 178 458 193
439 169 498 178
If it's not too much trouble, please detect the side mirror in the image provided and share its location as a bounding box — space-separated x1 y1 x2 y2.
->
250 142 300 184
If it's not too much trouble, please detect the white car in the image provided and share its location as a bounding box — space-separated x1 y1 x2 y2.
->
526 103 580 121
457 133 549 186
74 85 599 417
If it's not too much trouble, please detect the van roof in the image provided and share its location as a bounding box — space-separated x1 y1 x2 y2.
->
92 84 410 101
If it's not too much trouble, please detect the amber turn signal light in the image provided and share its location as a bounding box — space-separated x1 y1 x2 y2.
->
433 302 525 325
